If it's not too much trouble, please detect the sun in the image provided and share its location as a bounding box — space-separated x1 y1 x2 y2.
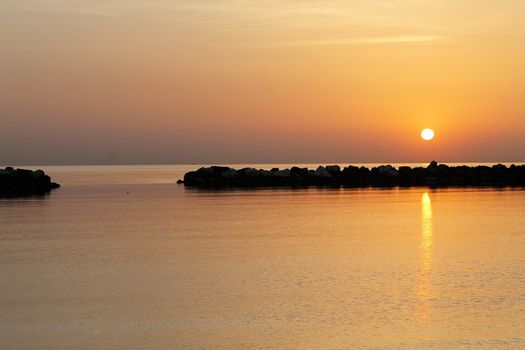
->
421 128 435 141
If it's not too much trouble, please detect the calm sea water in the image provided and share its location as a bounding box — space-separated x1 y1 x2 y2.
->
1 164 525 350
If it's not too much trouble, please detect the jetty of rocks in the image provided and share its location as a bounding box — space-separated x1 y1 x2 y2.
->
0 167 60 197
181 161 525 188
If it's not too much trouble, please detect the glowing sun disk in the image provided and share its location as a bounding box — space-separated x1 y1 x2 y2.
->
421 128 435 141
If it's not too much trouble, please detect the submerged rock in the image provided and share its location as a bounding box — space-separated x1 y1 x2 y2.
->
0 168 60 197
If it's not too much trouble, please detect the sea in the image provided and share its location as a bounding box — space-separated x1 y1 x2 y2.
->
1 164 525 350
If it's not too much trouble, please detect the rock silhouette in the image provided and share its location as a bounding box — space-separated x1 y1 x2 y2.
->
0 168 60 197
181 162 525 188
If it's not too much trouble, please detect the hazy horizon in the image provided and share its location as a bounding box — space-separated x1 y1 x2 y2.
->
2 1 525 165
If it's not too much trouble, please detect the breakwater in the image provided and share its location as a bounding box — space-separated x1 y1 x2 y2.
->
0 167 60 197
181 161 525 188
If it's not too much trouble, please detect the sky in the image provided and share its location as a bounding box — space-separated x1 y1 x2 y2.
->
1 0 525 165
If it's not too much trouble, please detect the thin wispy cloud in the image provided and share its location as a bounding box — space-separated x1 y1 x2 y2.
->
2 0 452 48
211 35 444 48
1 1 444 27
274 35 444 47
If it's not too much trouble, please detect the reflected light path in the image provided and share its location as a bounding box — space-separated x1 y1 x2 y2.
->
417 192 433 322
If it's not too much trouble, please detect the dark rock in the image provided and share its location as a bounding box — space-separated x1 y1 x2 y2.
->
398 166 416 186
210 166 230 175
427 160 438 169
341 166 360 186
325 165 341 175
196 167 213 175
315 166 332 178
221 169 239 178
290 167 309 177
0 168 60 197
272 169 291 178
181 163 525 189
244 168 260 177
378 165 398 177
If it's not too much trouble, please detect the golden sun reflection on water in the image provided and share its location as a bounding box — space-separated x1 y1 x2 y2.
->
421 192 433 250
417 192 433 322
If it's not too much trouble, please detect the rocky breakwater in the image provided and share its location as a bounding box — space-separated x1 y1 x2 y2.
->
181 161 525 188
0 167 60 197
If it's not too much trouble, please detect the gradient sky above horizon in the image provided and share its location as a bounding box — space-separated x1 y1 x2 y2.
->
1 1 524 165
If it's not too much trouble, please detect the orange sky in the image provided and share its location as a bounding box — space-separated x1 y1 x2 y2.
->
1 1 524 164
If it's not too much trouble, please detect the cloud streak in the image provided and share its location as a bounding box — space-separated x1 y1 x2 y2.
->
273 35 444 47
3 1 447 48
1 1 445 27
211 34 444 48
